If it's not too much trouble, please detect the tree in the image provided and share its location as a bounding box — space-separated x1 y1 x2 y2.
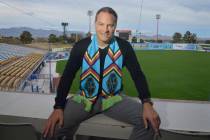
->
205 40 210 44
48 34 57 43
172 32 182 43
157 39 163 43
139 39 144 43
191 33 197 43
183 31 191 43
67 36 76 43
58 35 65 43
183 31 197 43
146 39 156 43
131 36 137 43
20 31 33 44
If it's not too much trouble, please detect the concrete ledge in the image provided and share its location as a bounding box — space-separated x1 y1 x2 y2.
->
0 91 210 134
75 114 210 140
0 115 45 133
76 114 132 139
1 114 210 140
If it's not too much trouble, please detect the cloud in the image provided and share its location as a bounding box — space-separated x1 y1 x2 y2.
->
0 0 210 37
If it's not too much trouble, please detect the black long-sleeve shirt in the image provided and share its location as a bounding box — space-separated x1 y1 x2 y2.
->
54 36 151 109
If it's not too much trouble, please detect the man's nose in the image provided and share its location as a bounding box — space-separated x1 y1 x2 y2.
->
104 25 109 32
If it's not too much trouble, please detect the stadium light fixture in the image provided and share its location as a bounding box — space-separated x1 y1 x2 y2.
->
61 22 68 41
48 43 52 93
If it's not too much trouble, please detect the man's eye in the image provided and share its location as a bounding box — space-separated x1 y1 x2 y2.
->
108 25 114 28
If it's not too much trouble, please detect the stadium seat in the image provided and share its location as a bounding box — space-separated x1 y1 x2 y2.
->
0 75 6 82
13 78 21 89
0 123 38 140
0 57 18 67
6 77 16 89
0 76 11 87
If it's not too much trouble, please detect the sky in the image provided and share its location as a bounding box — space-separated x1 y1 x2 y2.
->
0 0 210 38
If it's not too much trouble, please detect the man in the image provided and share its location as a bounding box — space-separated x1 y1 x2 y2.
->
43 7 160 140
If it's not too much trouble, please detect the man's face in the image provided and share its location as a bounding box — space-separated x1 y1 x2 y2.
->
95 12 116 44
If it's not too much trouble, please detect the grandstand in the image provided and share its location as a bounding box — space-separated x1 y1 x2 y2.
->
0 43 69 93
0 43 46 91
0 43 45 61
0 53 44 91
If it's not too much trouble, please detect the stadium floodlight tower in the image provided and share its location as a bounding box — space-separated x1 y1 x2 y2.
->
87 10 93 34
48 43 52 93
61 22 68 41
156 14 161 42
138 0 144 45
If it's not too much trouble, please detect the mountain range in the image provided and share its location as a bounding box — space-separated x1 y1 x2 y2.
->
0 27 173 40
0 27 208 41
0 27 85 38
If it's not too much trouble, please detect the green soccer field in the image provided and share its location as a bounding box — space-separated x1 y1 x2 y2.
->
56 50 210 101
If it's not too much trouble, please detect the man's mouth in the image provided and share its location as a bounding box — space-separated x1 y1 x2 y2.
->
102 33 109 38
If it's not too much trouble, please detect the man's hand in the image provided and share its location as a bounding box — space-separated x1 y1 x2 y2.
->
143 103 161 135
42 109 64 138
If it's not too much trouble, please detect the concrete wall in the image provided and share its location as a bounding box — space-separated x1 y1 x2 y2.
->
0 91 210 133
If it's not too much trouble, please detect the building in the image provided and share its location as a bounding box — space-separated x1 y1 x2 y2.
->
115 30 132 42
